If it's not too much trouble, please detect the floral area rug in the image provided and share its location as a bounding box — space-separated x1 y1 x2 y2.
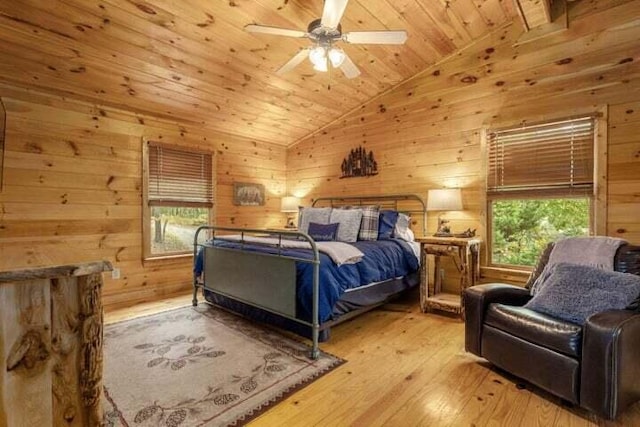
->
102 305 344 426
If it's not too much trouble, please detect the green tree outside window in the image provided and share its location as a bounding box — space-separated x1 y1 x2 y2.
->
492 198 590 267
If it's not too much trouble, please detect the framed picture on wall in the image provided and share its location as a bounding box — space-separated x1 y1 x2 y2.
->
233 182 265 206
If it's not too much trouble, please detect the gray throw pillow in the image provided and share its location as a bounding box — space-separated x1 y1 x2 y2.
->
298 207 332 234
524 263 640 325
329 208 363 243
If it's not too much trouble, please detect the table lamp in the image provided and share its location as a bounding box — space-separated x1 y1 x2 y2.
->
427 189 463 237
280 196 300 229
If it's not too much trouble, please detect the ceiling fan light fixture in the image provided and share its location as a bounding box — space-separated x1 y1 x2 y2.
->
309 46 327 66
249 0 407 79
328 47 345 67
312 57 328 72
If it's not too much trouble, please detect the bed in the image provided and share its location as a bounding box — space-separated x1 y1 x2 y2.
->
192 194 426 358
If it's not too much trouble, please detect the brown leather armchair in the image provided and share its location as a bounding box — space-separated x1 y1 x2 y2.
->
464 244 640 420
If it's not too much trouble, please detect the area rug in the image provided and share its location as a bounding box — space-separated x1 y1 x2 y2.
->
102 305 344 426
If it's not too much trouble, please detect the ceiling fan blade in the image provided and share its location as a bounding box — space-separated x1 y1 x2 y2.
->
276 49 310 75
339 53 360 79
321 0 350 29
343 30 408 45
245 24 307 38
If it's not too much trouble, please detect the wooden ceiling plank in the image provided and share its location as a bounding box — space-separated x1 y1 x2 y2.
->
353 0 444 65
470 0 509 28
445 0 492 39
53 0 364 124
0 0 531 146
415 0 475 47
319 37 640 140
330 0 435 71
0 81 211 137
301 0 428 78
3 2 336 129
8 1 360 142
0 67 295 145
56 0 357 116
497 0 519 20
368 9 639 109
299 11 639 141
541 0 552 23
0 39 312 142
383 0 457 56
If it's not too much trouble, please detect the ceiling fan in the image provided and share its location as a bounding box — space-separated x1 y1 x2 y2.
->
245 0 408 79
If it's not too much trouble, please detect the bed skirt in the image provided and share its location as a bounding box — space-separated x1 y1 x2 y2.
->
203 271 419 342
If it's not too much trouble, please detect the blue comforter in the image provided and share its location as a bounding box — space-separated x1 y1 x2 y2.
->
195 239 419 323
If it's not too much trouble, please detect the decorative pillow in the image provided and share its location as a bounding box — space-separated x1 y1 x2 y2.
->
524 263 640 325
298 207 332 234
307 222 339 241
378 210 399 240
345 205 380 241
526 242 555 292
329 208 363 243
393 213 412 241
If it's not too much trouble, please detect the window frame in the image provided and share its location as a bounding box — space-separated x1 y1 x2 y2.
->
482 110 607 270
142 138 215 261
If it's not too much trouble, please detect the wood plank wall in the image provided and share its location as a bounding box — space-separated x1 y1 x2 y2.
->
0 85 286 309
286 0 640 286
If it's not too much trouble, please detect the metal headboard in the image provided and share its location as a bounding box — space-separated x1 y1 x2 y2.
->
311 194 427 236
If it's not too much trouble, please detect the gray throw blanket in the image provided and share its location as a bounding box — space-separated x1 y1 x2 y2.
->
530 236 627 295
217 235 364 266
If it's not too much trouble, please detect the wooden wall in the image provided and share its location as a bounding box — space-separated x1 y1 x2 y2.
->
0 84 286 309
287 0 640 284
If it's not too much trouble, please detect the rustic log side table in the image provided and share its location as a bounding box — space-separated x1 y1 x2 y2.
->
415 236 481 318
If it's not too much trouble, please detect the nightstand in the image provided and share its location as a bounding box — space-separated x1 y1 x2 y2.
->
415 236 481 317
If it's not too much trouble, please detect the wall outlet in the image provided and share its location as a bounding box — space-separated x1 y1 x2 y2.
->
111 268 121 280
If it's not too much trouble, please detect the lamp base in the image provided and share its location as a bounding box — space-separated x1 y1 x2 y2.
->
285 216 296 229
435 215 452 237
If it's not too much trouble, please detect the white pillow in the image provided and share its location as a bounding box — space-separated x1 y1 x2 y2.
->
298 207 331 234
329 208 363 243
398 228 415 242
394 213 413 241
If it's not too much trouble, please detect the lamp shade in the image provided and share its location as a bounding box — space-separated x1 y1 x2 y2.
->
427 189 463 211
280 196 300 213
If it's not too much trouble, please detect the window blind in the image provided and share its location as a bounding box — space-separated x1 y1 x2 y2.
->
487 116 594 196
148 143 213 207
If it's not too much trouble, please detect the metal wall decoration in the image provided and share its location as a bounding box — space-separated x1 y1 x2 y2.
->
340 146 378 178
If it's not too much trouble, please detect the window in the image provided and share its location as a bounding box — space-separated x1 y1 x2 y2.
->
486 116 597 267
143 141 213 258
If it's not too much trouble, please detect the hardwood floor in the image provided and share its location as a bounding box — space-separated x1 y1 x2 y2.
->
105 291 640 426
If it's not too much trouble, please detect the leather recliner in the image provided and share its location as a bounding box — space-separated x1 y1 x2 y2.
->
464 244 640 420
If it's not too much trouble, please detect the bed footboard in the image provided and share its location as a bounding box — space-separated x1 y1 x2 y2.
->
193 226 321 359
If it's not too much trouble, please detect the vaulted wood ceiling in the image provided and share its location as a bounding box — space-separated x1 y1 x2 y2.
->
0 0 518 145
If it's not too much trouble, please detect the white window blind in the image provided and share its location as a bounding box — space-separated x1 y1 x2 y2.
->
148 143 213 207
487 116 594 196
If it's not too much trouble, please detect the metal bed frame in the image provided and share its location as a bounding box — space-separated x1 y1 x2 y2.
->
192 194 426 359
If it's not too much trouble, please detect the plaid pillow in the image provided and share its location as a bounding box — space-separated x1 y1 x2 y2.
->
345 205 380 241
